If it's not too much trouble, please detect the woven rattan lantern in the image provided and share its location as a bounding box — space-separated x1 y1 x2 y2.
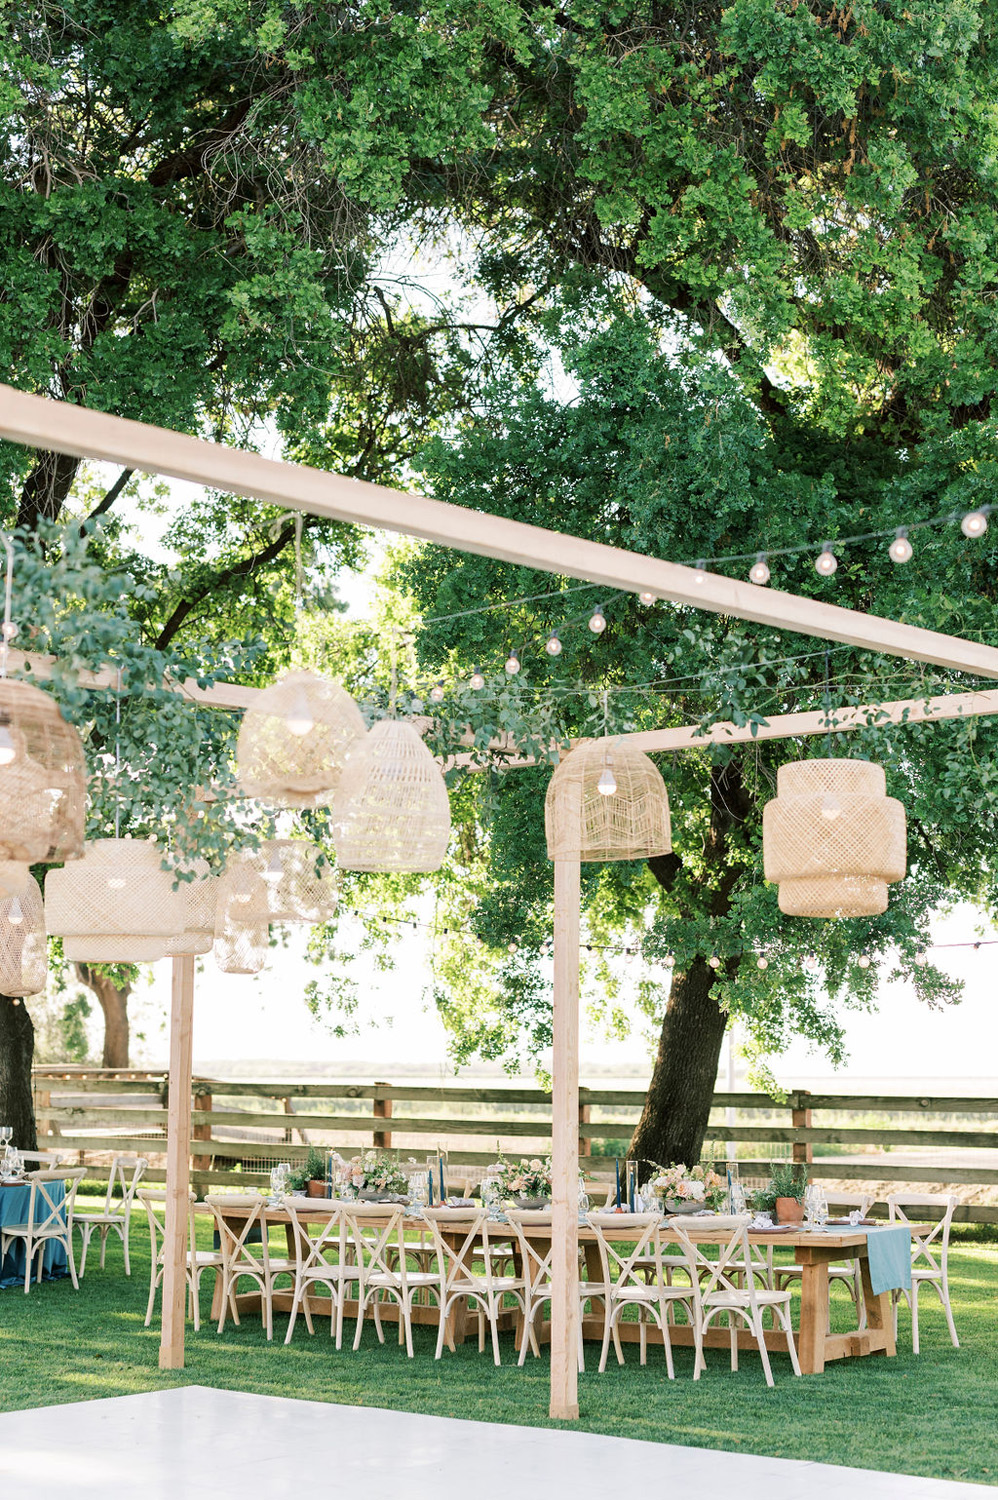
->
0 875 47 996
545 739 672 862
217 840 337 924
236 670 366 808
45 837 188 962
332 719 451 873
164 858 217 957
0 679 86 863
213 894 268 975
0 860 30 896
763 758 906 918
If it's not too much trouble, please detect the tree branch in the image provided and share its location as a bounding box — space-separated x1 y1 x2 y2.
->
153 521 301 651
80 468 133 535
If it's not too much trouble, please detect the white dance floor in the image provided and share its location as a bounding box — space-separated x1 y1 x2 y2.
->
0 1386 984 1500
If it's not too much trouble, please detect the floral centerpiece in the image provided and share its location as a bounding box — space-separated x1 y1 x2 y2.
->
489 1153 553 1206
644 1161 726 1213
343 1149 411 1199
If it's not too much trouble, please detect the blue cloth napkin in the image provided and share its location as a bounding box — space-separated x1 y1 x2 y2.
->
866 1225 912 1295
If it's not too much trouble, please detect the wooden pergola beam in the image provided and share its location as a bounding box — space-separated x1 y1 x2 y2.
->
3 383 998 679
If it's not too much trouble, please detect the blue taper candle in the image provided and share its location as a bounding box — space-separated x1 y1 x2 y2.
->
438 1154 445 1201
428 1169 434 1207
615 1157 621 1208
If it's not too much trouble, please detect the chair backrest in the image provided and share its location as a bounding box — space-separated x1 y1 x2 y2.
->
103 1154 147 1215
19 1149 68 1168
887 1192 958 1277
342 1204 413 1289
827 1191 873 1216
137 1187 196 1265
282 1196 349 1281
422 1207 508 1293
24 1168 86 1235
585 1212 665 1295
505 1209 553 1295
670 1214 759 1308
206 1194 276 1279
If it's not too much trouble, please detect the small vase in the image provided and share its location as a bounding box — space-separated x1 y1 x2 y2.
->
513 1196 550 1210
776 1196 803 1224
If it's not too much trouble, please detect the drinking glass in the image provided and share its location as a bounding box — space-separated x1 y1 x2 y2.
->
813 1188 829 1227
408 1172 428 1210
577 1179 590 1216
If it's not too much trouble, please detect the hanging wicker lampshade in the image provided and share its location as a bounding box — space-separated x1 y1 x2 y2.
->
763 758 906 918
332 719 451 873
0 875 47 996
0 860 30 896
45 837 188 962
545 739 672 862
217 840 337 924
213 901 269 975
236 670 366 808
0 679 86 863
164 858 218 957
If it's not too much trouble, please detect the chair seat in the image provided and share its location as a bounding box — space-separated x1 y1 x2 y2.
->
76 1211 125 1226
191 1250 225 1268
911 1268 944 1284
705 1288 792 1309
611 1283 693 1303
448 1276 522 1294
367 1270 440 1289
1 1223 67 1239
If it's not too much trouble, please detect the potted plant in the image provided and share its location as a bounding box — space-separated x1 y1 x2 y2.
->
755 1161 809 1223
287 1147 327 1197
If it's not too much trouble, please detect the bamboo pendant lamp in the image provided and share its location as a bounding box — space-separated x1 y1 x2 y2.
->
332 719 451 872
45 837 188 962
763 758 906 918
0 860 30 896
0 875 47 996
236 670 366 807
213 898 268 975
164 858 217 957
545 738 672 862
0 679 86 863
217 840 337 924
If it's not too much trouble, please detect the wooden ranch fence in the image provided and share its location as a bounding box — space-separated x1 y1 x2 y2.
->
31 1067 998 1224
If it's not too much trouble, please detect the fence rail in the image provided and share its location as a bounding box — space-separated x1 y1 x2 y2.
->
30 1067 998 1223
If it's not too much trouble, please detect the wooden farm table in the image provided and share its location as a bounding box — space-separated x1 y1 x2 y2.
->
195 1203 913 1375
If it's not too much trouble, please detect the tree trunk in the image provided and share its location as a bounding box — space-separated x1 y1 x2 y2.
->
75 965 132 1068
629 756 754 1167
17 449 81 529
0 996 38 1151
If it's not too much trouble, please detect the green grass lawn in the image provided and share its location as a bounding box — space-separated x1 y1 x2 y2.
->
1 1198 996 1487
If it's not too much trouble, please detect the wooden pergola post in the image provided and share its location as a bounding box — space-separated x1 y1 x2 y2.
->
550 857 581 1420
159 955 195 1370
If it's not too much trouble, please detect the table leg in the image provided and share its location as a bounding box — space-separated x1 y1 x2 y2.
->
797 1259 830 1374
860 1255 896 1357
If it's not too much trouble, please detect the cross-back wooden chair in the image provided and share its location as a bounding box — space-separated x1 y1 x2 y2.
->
671 1215 801 1386
0 1167 86 1293
586 1211 697 1376
282 1196 356 1348
75 1153 147 1276
887 1192 960 1353
138 1186 226 1332
205 1193 294 1341
505 1208 607 1372
420 1206 526 1366
345 1203 442 1358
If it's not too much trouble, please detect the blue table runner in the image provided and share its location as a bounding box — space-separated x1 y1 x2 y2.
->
865 1224 912 1295
0 1180 69 1289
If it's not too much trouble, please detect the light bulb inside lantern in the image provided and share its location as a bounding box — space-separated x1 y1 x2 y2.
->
284 687 314 738
693 560 707 585
815 546 838 576
544 633 562 657
0 724 16 766
638 590 656 605
597 766 617 796
504 653 520 675
749 554 770 585
889 529 913 563
262 849 283 884
708 955 721 970
429 682 445 703
469 668 485 690
7 897 23 926
961 510 988 538
857 953 871 969
820 792 843 820
108 877 126 890
756 954 769 970
588 606 607 634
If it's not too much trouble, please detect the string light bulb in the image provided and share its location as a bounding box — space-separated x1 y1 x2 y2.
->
638 590 656 605
749 553 770 585
544 633 562 656
857 953 871 969
588 605 607 634
508 940 518 954
756 954 769 970
708 954 721 969
815 544 838 576
429 682 445 703
284 686 314 738
7 896 22 926
914 948 929 966
889 528 913 563
692 560 707 585
0 723 16 766
597 765 617 796
469 668 485 690
504 651 520 675
961 510 988 538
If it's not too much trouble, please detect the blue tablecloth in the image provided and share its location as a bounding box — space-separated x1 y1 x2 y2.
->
866 1224 913 1296
0 1179 68 1289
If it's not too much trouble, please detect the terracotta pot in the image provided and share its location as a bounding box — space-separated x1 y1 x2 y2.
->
776 1196 803 1224
306 1178 327 1197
